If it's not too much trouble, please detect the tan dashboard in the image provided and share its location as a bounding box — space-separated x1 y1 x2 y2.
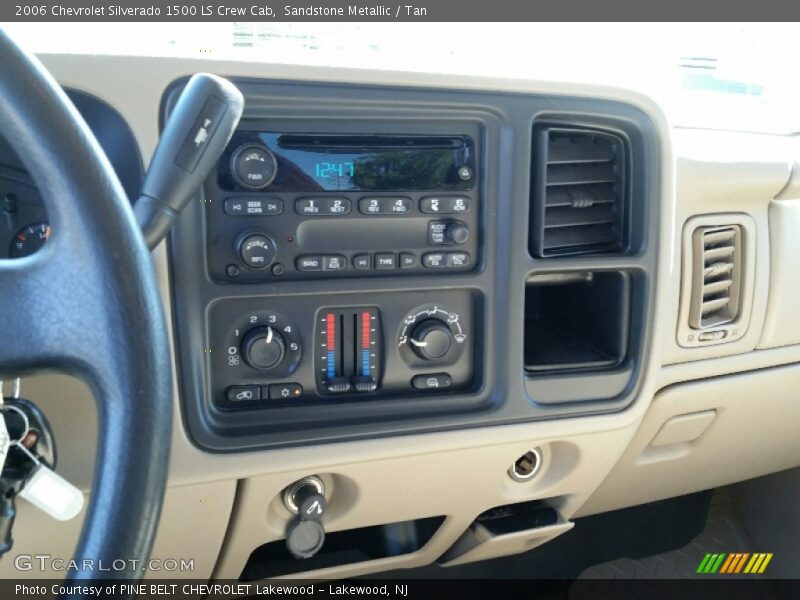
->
3 53 799 581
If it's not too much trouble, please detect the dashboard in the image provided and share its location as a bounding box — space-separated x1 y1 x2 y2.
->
3 52 800 583
167 78 659 451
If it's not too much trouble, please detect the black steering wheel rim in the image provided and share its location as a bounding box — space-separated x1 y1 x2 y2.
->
0 30 172 582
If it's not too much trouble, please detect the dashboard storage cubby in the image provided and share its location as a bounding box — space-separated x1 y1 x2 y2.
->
524 272 629 372
239 516 444 580
439 500 573 567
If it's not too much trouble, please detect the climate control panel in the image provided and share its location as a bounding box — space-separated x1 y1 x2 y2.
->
208 290 477 411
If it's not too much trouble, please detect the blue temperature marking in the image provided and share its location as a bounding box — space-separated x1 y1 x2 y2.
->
362 349 370 376
327 350 335 379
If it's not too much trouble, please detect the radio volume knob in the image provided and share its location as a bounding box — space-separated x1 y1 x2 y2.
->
231 144 278 189
242 326 286 370
410 319 453 361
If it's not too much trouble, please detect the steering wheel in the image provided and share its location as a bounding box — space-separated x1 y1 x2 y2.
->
0 30 171 581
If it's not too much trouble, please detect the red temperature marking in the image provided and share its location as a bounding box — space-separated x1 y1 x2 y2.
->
326 313 335 350
361 311 370 349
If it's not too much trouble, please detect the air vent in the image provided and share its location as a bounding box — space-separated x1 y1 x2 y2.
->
531 127 627 257
689 225 743 329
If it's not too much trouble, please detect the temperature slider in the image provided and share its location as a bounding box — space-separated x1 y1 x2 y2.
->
316 307 382 394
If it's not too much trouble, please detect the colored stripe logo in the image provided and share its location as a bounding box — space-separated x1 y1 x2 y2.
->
697 553 773 574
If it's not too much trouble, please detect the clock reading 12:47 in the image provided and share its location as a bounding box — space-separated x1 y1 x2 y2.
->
315 162 355 179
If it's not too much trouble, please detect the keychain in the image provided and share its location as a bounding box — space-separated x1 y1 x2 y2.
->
0 378 84 555
12 430 84 522
0 380 13 479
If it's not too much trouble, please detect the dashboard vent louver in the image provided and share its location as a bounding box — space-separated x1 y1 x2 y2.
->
689 225 743 329
531 127 627 257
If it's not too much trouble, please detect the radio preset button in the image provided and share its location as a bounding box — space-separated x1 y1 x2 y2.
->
238 234 276 269
224 197 283 216
296 256 323 271
295 197 351 216
422 252 447 268
447 252 471 268
420 196 471 214
359 197 412 215
420 197 442 214
374 253 396 270
322 255 347 271
448 197 470 213
352 254 372 270
399 253 417 269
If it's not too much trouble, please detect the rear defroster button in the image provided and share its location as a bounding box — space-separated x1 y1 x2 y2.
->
412 373 452 391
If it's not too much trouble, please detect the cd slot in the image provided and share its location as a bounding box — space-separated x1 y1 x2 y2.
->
278 134 465 150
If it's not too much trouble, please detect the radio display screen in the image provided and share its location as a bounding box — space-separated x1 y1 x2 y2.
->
224 133 476 192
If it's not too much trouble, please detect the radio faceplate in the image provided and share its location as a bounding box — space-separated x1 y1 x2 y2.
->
205 132 480 283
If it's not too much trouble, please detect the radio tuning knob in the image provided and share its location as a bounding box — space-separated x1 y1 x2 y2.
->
237 233 276 269
410 319 453 361
242 326 286 370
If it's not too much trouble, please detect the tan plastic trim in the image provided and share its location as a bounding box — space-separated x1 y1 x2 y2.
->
661 128 792 364
758 198 800 349
677 215 755 348
439 519 574 567
9 51 796 580
578 363 800 517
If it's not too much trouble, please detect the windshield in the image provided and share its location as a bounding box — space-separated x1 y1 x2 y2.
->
5 22 800 134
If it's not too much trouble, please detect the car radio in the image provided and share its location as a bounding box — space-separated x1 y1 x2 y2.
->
204 132 480 283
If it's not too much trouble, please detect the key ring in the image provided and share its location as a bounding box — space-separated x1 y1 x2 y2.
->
0 404 31 448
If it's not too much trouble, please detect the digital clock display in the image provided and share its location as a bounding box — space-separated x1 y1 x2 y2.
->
223 133 475 193
315 161 355 179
